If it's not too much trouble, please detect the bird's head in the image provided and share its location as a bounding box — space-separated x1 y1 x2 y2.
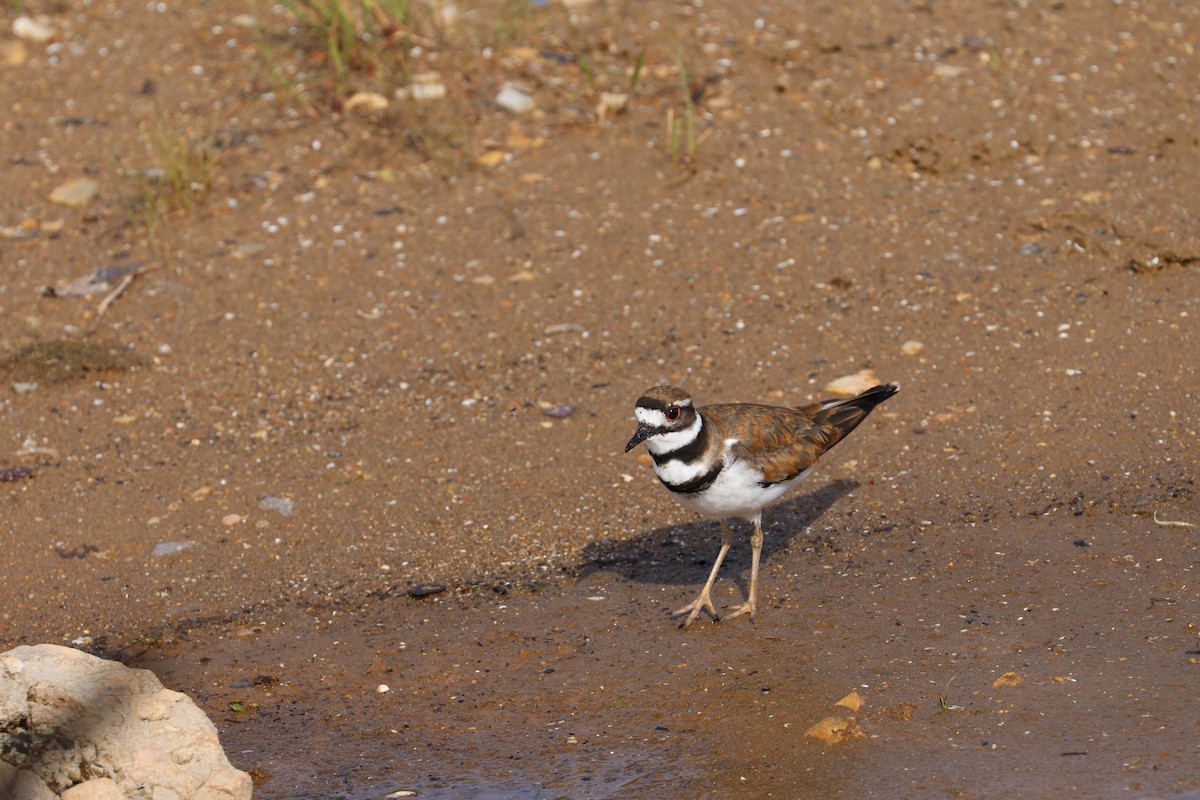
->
625 385 697 453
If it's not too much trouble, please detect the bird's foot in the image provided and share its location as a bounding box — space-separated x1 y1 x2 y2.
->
673 590 719 628
723 599 757 622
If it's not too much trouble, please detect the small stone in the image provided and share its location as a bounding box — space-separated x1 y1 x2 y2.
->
505 131 545 149
12 382 38 393
834 690 864 712
234 242 266 257
377 684 390 694
932 63 967 78
407 72 447 101
0 466 34 483
823 369 880 397
496 85 535 114
804 716 864 744
221 513 242 527
993 671 1022 688
48 178 100 208
901 340 924 356
408 583 446 598
258 494 297 516
477 150 507 168
151 541 195 557
597 92 628 121
344 91 389 112
13 15 55 43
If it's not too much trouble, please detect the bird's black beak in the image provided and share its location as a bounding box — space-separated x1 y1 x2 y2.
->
625 425 652 453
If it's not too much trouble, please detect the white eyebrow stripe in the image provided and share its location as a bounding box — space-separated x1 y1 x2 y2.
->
635 407 668 428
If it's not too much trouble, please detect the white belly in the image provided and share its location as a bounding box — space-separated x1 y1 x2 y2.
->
660 460 814 521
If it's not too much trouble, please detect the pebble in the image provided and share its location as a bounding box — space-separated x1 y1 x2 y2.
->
900 340 924 356
823 369 880 397
12 382 38 393
834 690 864 712
344 91 389 112
151 541 196 557
48 178 100 208
376 684 390 694
13 15 55 43
221 514 242 527
992 671 1022 688
258 494 297 516
804 716 864 744
596 92 628 121
407 583 446 598
496 85 535 114
0 467 35 483
407 72 447 101
932 63 967 78
476 150 507 168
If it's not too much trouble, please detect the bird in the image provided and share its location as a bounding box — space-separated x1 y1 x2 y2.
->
624 381 899 627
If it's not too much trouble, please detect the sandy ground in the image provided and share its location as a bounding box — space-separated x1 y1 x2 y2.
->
2 1 1198 797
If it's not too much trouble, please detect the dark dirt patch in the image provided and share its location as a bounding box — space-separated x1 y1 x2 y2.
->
0 338 140 385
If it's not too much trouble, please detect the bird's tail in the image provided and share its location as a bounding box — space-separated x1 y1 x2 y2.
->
807 382 900 453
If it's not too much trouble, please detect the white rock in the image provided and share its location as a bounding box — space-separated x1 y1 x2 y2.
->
0 644 252 800
13 15 56 43
496 85 535 114
47 178 99 207
407 72 447 102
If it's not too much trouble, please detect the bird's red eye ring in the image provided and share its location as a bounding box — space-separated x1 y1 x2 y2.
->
666 406 681 422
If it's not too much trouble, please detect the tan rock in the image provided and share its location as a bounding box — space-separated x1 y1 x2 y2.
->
993 671 1022 688
48 178 100 207
61 777 124 800
834 690 864 712
804 715 865 744
823 369 880 397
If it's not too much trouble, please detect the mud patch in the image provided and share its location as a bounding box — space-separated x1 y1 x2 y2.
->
0 339 139 386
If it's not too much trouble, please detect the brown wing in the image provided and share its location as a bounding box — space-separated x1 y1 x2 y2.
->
708 404 834 485
706 383 898 485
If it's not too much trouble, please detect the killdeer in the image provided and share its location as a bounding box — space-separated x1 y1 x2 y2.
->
625 382 899 627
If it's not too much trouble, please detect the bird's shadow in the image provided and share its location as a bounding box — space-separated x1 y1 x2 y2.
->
576 478 858 592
